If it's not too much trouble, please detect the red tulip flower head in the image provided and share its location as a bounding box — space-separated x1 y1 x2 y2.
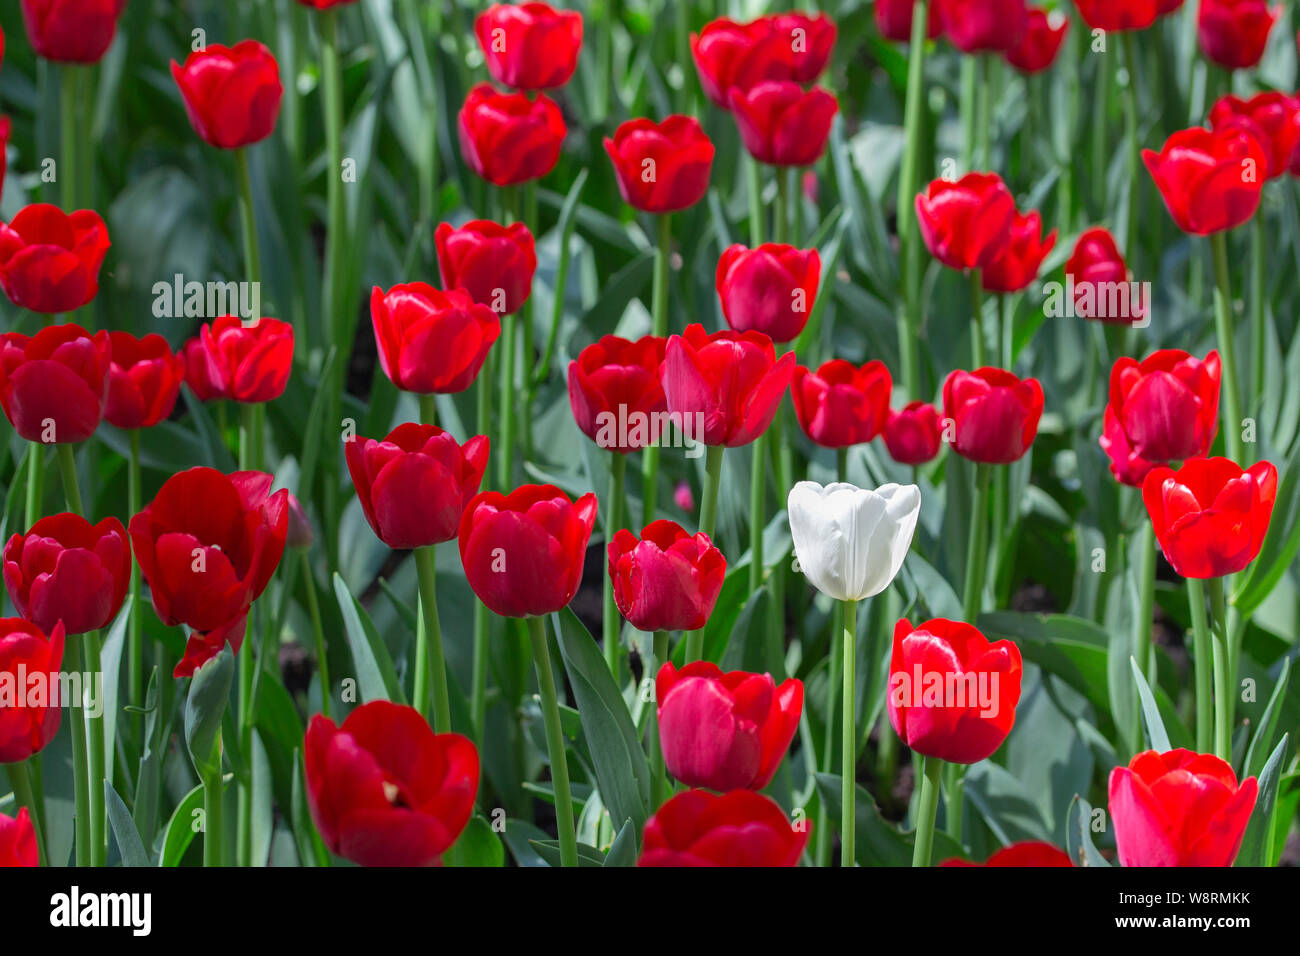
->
915 173 1016 271
567 335 668 453
474 2 583 91
1005 9 1070 73
604 116 715 214
0 204 110 313
371 283 501 394
458 84 565 186
1064 227 1145 324
435 220 537 316
884 401 944 465
1144 124 1267 234
1074 0 1158 31
638 789 808 866
942 367 1044 464
771 12 837 81
939 0 1029 52
0 323 110 443
791 359 893 448
876 0 943 43
689 17 796 106
195 317 293 404
305 701 479 867
981 209 1057 293
728 82 838 168
171 41 283 149
940 841 1073 866
1198 0 1278 70
105 332 187 429
0 809 38 867
1209 92 1300 180
716 243 820 344
0 618 64 763
4 514 130 636
181 337 221 402
607 520 725 632
21 0 125 63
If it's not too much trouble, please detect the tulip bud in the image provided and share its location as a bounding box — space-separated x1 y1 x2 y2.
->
1104 350 1221 470
371 283 501 395
474 2 584 91
0 204 110 314
21 0 126 64
638 789 808 866
690 17 796 107
939 0 1028 52
171 41 284 150
105 332 187 430
1004 9 1069 73
1074 0 1157 31
1208 91 1300 180
716 243 820 344
458 83 565 187
567 335 668 453
981 209 1056 294
884 401 943 466
0 323 111 443
0 809 38 867
791 359 892 449
942 367 1044 464
608 521 725 632
876 0 942 43
3 514 130 636
604 116 714 214
727 82 838 168
915 172 1016 272
197 317 295 405
1144 124 1267 235
0 618 64 763
435 219 537 315
1197 0 1278 70
1065 227 1145 324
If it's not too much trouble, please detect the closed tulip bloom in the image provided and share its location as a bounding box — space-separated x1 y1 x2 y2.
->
0 809 38 867
4 514 130 636
791 359 892 448
346 424 489 550
458 484 598 618
638 789 808 866
656 662 803 792
1106 350 1221 465
458 83 565 186
788 481 921 602
181 337 222 402
939 0 1029 52
171 41 283 149
474 2 583 90
0 323 110 443
769 12 837 82
434 219 536 315
196 316 294 404
1141 457 1277 578
0 619 63 763
1198 0 1278 69
1074 0 1157 31
981 209 1057 293
305 701 479 867
608 520 725 632
728 82 838 168
1209 92 1300 179
943 367 1044 464
1065 226 1145 323
940 841 1073 866
662 324 796 448
567 335 668 453
1144 124 1267 234
1109 749 1257 866
105 332 186 429
716 243 820 344
1099 406 1159 488
371 283 501 394
1005 9 1069 72
0 204 110 313
690 18 796 107
21 0 124 63
604 116 715 214
916 173 1016 271
884 401 944 465
876 0 943 43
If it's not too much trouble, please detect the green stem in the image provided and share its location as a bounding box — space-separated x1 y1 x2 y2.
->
748 437 766 595
603 454 627 676
897 5 928 400
1187 577 1213 754
962 464 991 621
974 55 990 169
969 269 986 368
497 310 517 489
698 443 725 540
202 749 224 867
815 607 841 867
960 56 976 171
640 213 673 524
650 629 670 809
1120 33 1141 271
128 430 143 741
24 442 43 530
61 65 80 210
236 402 262 867
1207 578 1231 762
418 393 438 428
774 167 788 244
471 362 495 740
912 754 943 867
7 760 48 866
521 182 538 462
1248 212 1264 437
840 598 858 867
234 150 262 293
415 546 451 733
1210 231 1242 463
57 444 83 515
1091 48 1110 216
301 550 330 718
84 629 106 865
527 615 576 868
1134 520 1157 750
67 637 91 865
943 759 965 841
748 156 764 246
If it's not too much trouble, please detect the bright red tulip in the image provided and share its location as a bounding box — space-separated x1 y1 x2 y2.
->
1109 749 1258 866
638 789 808 866
1142 457 1277 578
171 41 283 149
942 367 1044 464
474 2 583 91
371 283 501 395
458 83 565 186
1105 350 1221 469
0 809 38 867
981 208 1056 293
940 841 1073 866
939 0 1028 52
886 617 1023 764
1144 123 1267 234
1074 0 1157 31
884 401 944 465
0 619 63 764
716 243 820 343
1099 406 1159 488
434 219 536 315
1158 0 1186 12
195 316 293 404
791 359 892 448
876 0 943 43
458 484 598 618
0 323 110 443
608 520 725 632
567 334 668 453
105 332 186 429
346 423 489 550
689 17 796 107
0 204 110 314
21 0 124 63
915 172 1015 271
604 116 714 214
1064 226 1145 324
181 337 222 402
1005 9 1069 72
4 514 130 636
662 323 796 448
1198 0 1278 70
728 82 838 168
1208 92 1300 180
769 12 837 82
305 700 479 867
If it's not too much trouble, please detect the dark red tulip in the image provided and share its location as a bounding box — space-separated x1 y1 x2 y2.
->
769 12 837 82
171 41 283 149
21 0 124 63
0 619 63 764
0 204 110 314
371 283 501 394
1064 226 1145 324
942 367 1044 464
4 514 130 636
728 82 838 168
939 0 1028 52
1074 0 1157 31
940 841 1073 866
1100 406 1159 488
690 17 796 107
608 521 725 632
1144 124 1267 234
791 359 892 448
567 334 668 453
1005 9 1070 74
196 316 293 404
1105 350 1221 472
458 83 565 187
346 423 489 550
305 700 479 867
105 332 186 429
285 492 314 550
1198 0 1278 70
1109 749 1257 866
458 484 598 618
915 172 1015 271
876 0 942 43
474 2 583 91
181 337 222 402
435 219 536 315
981 209 1056 293
716 243 820 344
0 809 38 867
604 116 714 214
1158 0 1186 12
1142 457 1277 579
1209 92 1300 180
638 789 809 866
662 323 796 448
0 323 110 443
886 617 1023 764
884 401 944 466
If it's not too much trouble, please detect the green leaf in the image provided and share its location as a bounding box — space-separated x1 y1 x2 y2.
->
529 839 606 867
446 815 505 867
99 597 131 786
1235 734 1289 868
814 773 966 866
1243 658 1290 781
132 669 163 842
333 572 406 705
184 646 235 777
158 783 204 867
1129 657 1172 753
1065 794 1112 867
604 818 638 867
250 730 274 867
104 780 151 867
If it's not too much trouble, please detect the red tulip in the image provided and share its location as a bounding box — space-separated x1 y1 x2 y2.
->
886 617 1023 764
171 41 283 149
194 316 293 404
1144 123 1267 234
1099 406 1160 488
1005 9 1069 72
939 0 1028 52
716 243 820 343
608 520 725 632
295 0 360 7
674 481 695 512
21 0 124 63
884 401 944 465
1208 92 1300 180
940 841 1073 866
105 332 186 429
791 359 892 448
4 514 130 636
0 618 63 763
915 172 1016 271
604 116 714 214
1064 226 1145 324
1142 457 1277 578
876 0 943 43
371 283 501 395
942 367 1044 464
1105 350 1221 469
689 18 796 107
434 219 536 315
181 337 222 402
567 334 668 453
1159 0 1186 12
728 82 838 168
305 700 479 867
1198 0 1278 70
346 423 490 550
981 208 1057 293
769 12 837 83
1109 749 1257 866
474 2 583 91
1074 0 1157 31
662 323 796 448
458 83 565 187
458 484 598 618
129 468 288 676
0 204 110 313
0 809 38 867
638 789 808 866
0 323 110 444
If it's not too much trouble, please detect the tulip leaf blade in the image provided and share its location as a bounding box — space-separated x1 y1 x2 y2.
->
1244 658 1290 781
529 839 607 868
250 729 273 867
1232 439 1300 616
332 572 406 706
604 818 638 868
446 815 505 868
1235 733 1289 868
158 782 205 867
104 779 151 868
1129 656 1171 753
1065 794 1112 867
184 645 235 777
99 596 132 788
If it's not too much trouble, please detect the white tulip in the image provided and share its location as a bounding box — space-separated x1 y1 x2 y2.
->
787 481 921 602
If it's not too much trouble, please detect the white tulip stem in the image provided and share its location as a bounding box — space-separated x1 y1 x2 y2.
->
840 597 858 867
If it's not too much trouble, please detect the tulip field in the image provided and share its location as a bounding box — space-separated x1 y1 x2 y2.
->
1 0 1299 885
